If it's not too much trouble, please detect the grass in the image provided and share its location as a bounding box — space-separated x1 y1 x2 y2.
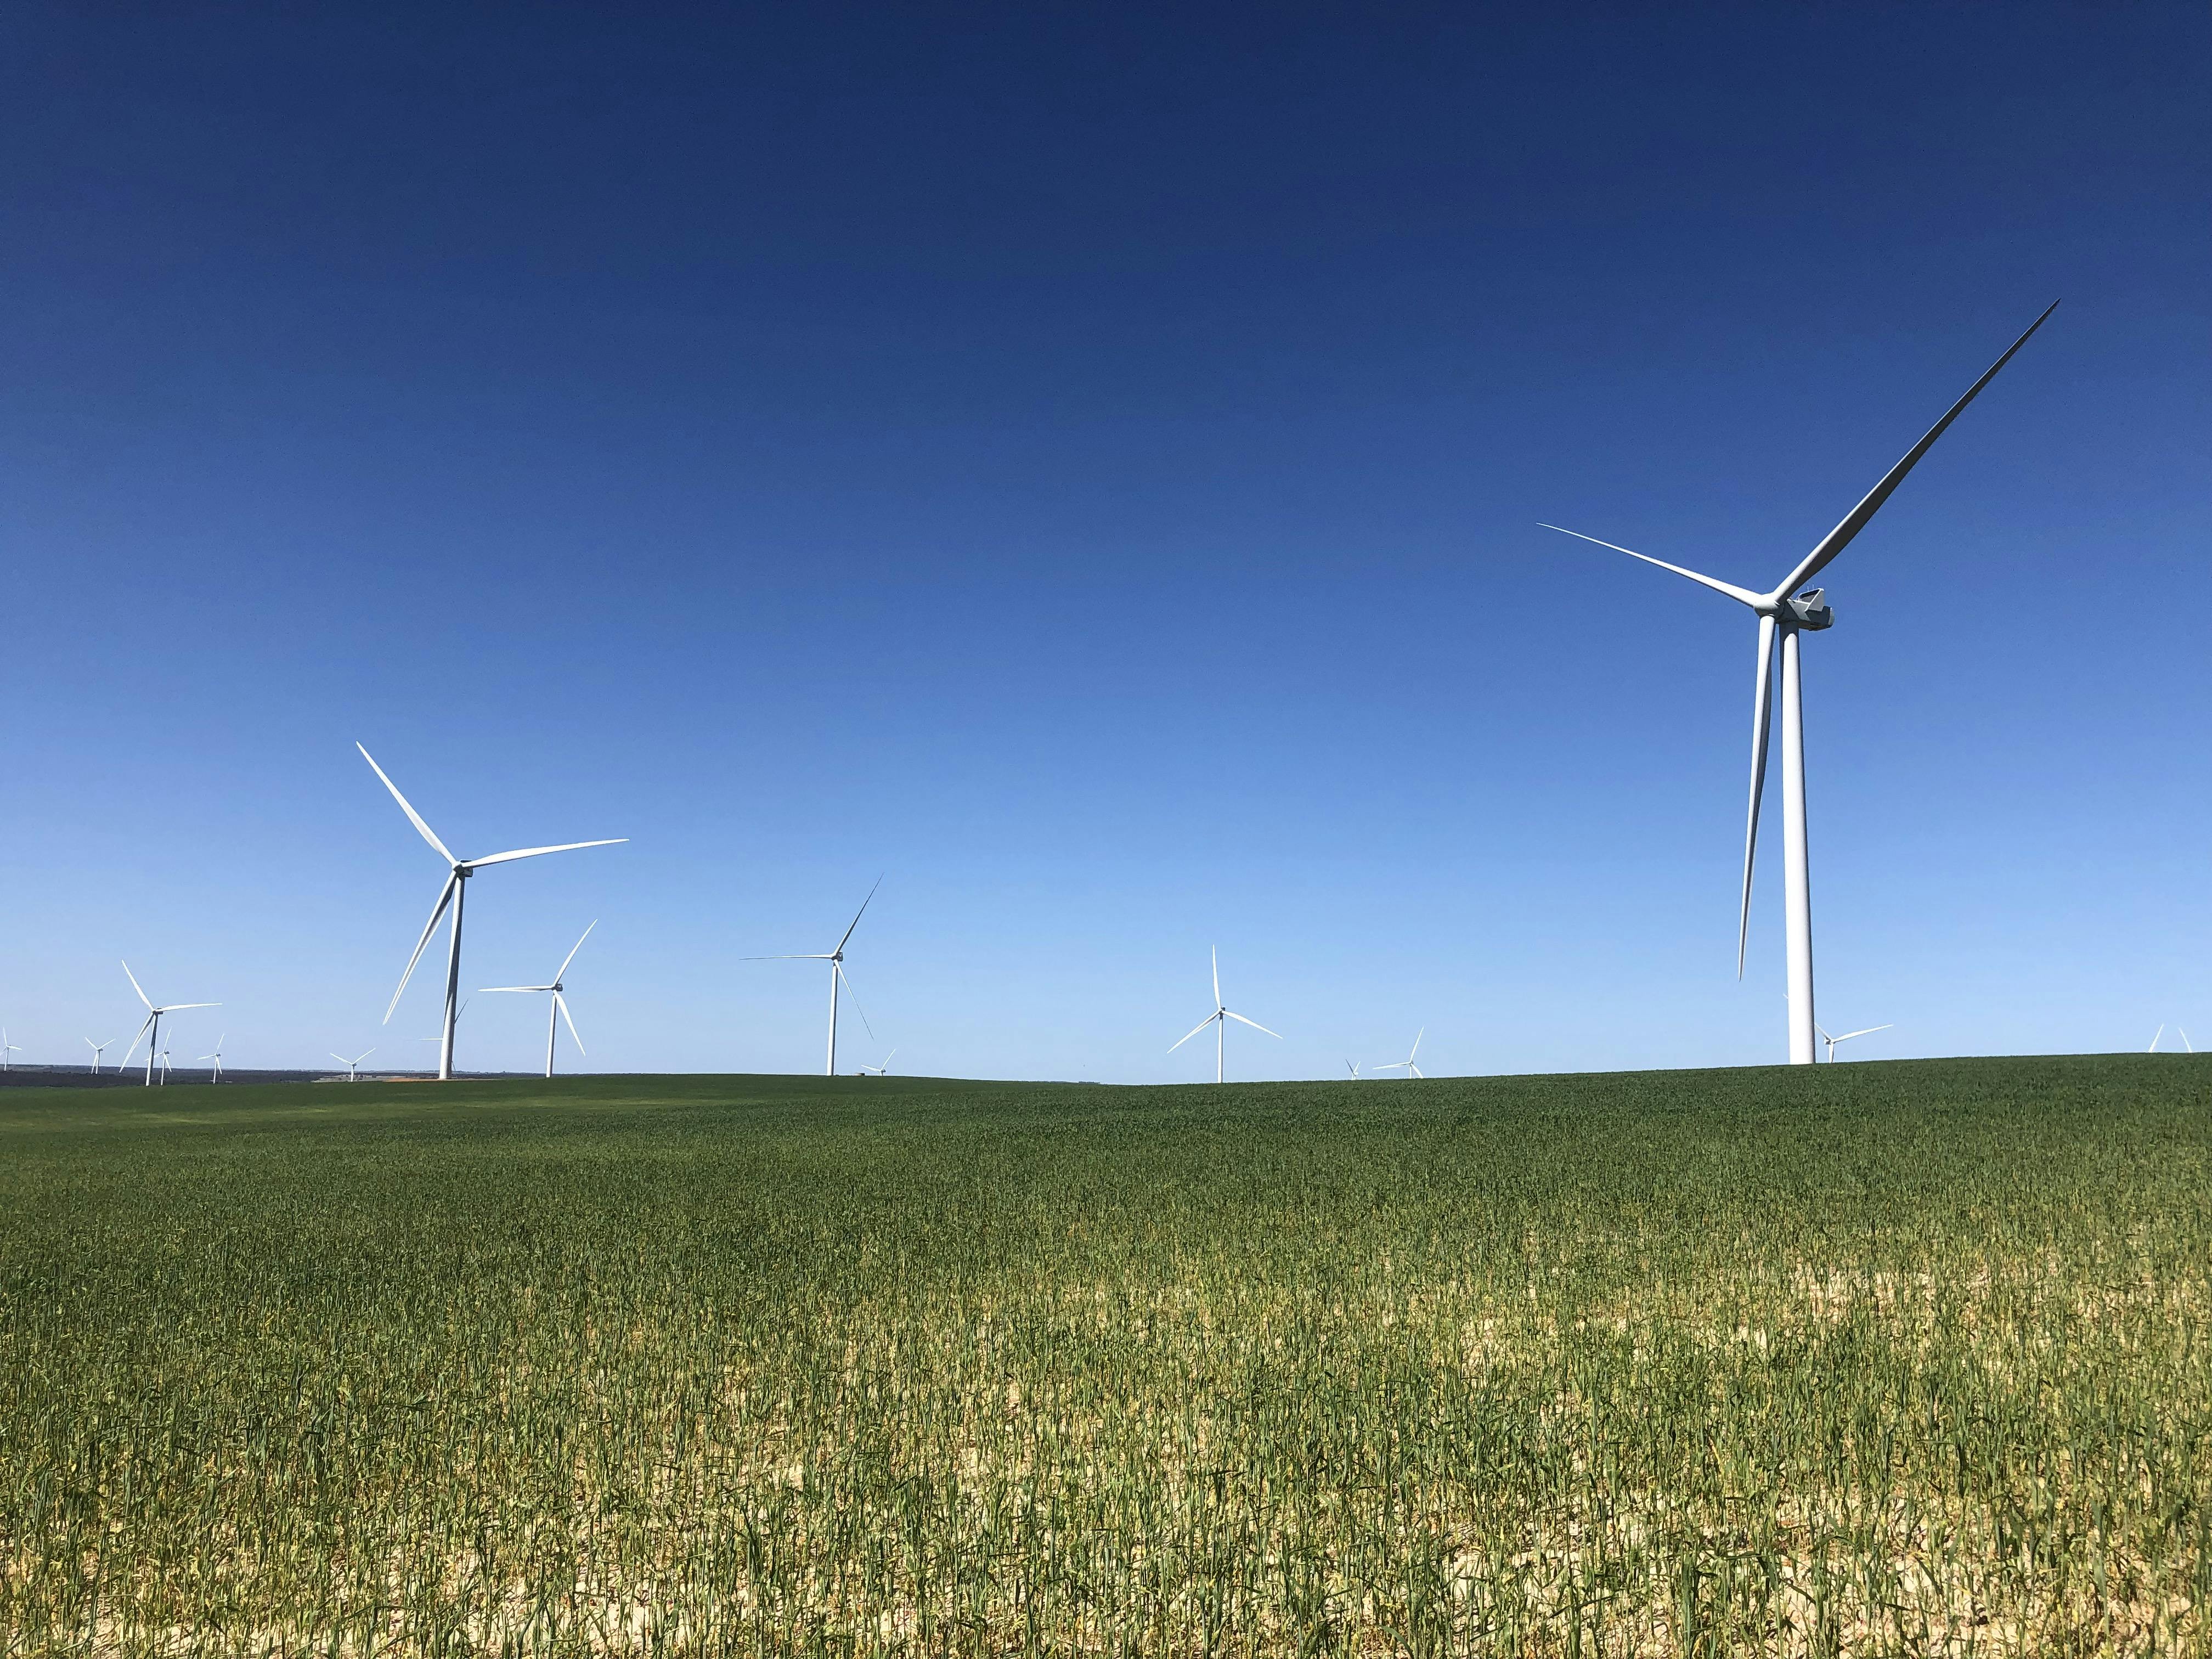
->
2 1056 2208 1655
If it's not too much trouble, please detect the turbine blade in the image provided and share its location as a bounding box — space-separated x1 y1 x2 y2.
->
742 953 834 961
357 743 456 864
1409 1026 1424 1059
477 985 550 994
836 963 875 1040
834 875 885 955
555 992 585 1057
1224 1010 1282 1039
2182 1029 2194 1054
1816 1024 1833 1043
1211 945 1221 1008
116 1012 156 1069
1774 300 2059 599
385 873 458 1024
552 919 597 983
2149 1025 2163 1053
163 1003 219 1012
1169 1012 1219 1053
1836 1024 1894 1042
464 838 627 869
121 960 153 1009
1739 614 1778 978
1537 526 1762 607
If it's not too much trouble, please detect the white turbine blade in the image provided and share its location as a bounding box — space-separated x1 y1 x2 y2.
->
2147 1025 2162 1053
1224 1010 1282 1039
836 963 875 1040
1834 1024 1894 1043
1373 1060 1407 1073
1537 526 1762 607
1815 1023 1833 1043
463 838 626 869
552 919 597 983
2182 1029 2194 1053
121 960 153 1009
331 1053 348 1064
1169 1012 1220 1053
384 873 458 1023
1410 1064 1423 1079
1211 946 1221 1008
354 1049 375 1064
478 985 552 994
742 953 834 961
834 875 885 955
555 992 585 1057
117 1012 156 1069
1739 614 1778 978
162 1002 219 1012
1773 301 2059 599
357 743 456 864
1409 1026 1424 1060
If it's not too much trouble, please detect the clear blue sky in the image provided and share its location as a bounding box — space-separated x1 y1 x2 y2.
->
4 2 2204 1079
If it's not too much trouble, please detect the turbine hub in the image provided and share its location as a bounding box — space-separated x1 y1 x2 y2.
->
1784 588 1833 630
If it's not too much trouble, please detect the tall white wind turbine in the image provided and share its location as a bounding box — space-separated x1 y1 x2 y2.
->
1818 1022 1892 1062
858 1048 896 1076
116 962 218 1087
480 922 596 1079
0 1030 17 1071
85 1037 118 1074
1169 947 1280 1084
1542 303 2057 1064
358 744 624 1081
198 1034 227 1082
746 879 882 1077
331 1048 375 1081
1373 1027 1426 1079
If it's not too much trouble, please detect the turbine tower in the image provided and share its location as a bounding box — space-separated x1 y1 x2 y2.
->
747 879 882 1076
358 744 624 1081
1374 1027 1425 1079
1169 947 1280 1083
480 922 596 1079
1543 303 2056 1064
1817 1022 1892 1062
116 962 218 1087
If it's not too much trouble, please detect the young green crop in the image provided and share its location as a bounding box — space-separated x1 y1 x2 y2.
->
2 1056 2207 1654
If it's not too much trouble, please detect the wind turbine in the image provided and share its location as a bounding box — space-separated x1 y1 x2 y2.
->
1345 1060 1362 1079
331 1048 375 1081
858 1048 896 1076
116 962 218 1087
1374 1028 1425 1079
85 1037 118 1074
1542 303 2057 1064
746 878 882 1076
0 1030 17 1071
479 923 595 1079
358 744 624 1081
198 1034 226 1082
155 1038 176 1085
1169 947 1280 1083
1818 1022 1892 1062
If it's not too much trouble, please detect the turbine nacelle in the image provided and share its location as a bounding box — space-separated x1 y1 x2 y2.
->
1782 588 1833 630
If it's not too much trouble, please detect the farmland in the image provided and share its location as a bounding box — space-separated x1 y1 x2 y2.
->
3 1058 2208 1655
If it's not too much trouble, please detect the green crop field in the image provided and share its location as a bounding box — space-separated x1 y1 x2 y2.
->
3 1057 2208 1656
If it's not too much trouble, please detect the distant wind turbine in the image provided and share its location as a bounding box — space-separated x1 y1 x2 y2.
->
155 1038 175 1085
1345 1060 1362 1079
1169 948 1280 1083
1542 303 2057 1064
331 1048 375 1081
198 1034 227 1082
858 1048 897 1076
1374 1028 1425 1080
358 744 624 1081
116 962 218 1087
0 1029 17 1071
85 1036 118 1074
480 922 595 1079
746 879 882 1076
1818 1022 1892 1062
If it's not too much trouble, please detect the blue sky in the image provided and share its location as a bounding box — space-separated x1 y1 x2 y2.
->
3 2 2204 1080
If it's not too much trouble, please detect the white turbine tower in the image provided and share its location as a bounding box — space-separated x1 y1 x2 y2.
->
747 879 882 1077
1374 1027 1425 1079
358 744 624 1082
1169 947 1280 1083
1818 1022 1892 1062
1542 303 2057 1064
858 1048 896 1076
85 1037 118 1074
480 922 596 1079
198 1034 227 1082
116 962 218 1087
331 1048 375 1081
